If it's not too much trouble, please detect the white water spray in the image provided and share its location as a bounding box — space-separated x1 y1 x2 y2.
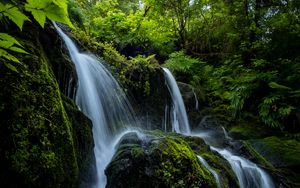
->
211 147 275 188
197 155 222 188
162 67 190 134
54 23 137 188
163 69 275 188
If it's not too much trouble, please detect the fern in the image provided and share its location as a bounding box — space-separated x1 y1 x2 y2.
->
163 51 204 73
258 94 295 129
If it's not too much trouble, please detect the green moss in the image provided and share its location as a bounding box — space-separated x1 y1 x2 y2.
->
106 132 219 188
229 122 276 140
154 137 215 188
249 136 300 186
242 141 275 170
250 137 300 167
0 27 94 187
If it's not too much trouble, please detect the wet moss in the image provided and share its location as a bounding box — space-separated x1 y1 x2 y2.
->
105 131 246 188
249 137 300 187
154 137 215 188
0 25 94 187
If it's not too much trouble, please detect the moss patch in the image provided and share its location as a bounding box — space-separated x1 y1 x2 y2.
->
250 136 300 186
106 131 241 188
0 25 94 187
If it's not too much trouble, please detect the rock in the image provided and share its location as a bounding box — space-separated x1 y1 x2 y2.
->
0 23 94 187
106 131 239 188
177 82 199 112
249 137 300 187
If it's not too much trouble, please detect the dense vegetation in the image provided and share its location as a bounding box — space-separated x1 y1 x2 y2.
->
66 0 300 137
1 0 300 187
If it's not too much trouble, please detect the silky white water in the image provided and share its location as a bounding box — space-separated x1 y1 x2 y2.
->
211 147 275 188
163 69 275 188
55 22 275 188
197 155 222 188
54 23 137 188
162 67 190 134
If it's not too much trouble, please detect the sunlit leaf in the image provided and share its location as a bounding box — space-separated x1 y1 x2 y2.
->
0 3 30 30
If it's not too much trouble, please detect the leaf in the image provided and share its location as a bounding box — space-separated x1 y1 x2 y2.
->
44 4 73 27
269 82 291 90
278 106 294 117
30 9 47 27
25 0 73 28
25 0 51 27
4 62 18 72
0 3 30 30
0 49 20 63
0 33 28 54
0 33 22 47
9 47 29 54
0 41 14 48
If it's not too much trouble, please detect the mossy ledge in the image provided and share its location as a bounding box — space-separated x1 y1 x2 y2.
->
0 23 94 187
105 131 239 188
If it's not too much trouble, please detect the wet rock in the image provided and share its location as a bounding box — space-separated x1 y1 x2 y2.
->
106 131 239 188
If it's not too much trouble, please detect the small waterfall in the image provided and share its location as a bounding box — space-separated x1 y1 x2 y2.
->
193 89 199 110
197 155 222 188
54 23 137 188
162 68 275 188
211 147 275 188
162 67 190 134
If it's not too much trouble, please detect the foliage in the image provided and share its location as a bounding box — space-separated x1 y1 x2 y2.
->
0 0 73 71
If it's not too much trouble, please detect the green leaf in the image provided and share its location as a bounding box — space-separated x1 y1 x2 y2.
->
0 3 30 30
0 49 20 63
30 9 47 27
0 33 28 54
9 47 29 54
4 62 18 72
0 41 14 48
0 33 22 47
44 4 73 27
269 82 291 90
25 0 73 28
278 106 294 117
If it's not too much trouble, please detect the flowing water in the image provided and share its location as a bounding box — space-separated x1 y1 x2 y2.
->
163 69 275 188
197 155 222 188
211 147 275 188
54 23 137 188
162 67 190 134
55 22 275 188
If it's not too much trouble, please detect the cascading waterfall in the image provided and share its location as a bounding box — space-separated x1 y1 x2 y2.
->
211 147 275 188
163 68 275 188
54 23 137 188
162 67 190 134
197 155 222 188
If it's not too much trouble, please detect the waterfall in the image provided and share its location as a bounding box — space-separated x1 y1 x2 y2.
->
163 69 275 188
211 147 275 188
162 67 190 134
197 155 222 188
54 23 137 188
193 89 199 110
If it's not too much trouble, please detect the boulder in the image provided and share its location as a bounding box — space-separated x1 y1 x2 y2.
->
106 131 239 188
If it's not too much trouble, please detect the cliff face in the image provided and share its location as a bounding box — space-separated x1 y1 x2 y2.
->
0 23 95 187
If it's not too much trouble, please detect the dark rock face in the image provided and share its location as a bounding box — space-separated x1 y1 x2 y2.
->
0 23 95 187
248 137 300 187
105 131 239 188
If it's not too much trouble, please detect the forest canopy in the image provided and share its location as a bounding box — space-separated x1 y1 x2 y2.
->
68 0 300 136
1 0 300 136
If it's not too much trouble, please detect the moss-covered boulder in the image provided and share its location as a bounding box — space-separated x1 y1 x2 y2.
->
249 136 300 187
0 23 94 187
105 131 239 188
